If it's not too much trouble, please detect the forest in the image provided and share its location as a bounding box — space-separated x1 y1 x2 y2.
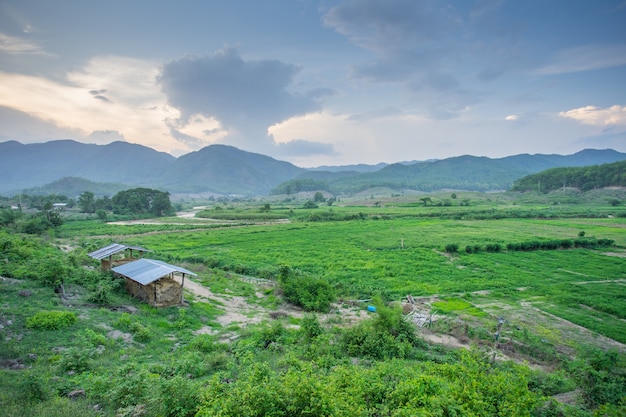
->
512 160 626 193
1 187 625 416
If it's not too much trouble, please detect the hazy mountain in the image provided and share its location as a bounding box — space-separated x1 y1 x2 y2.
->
283 149 626 194
1 140 625 197
0 140 174 193
156 144 305 195
21 177 130 198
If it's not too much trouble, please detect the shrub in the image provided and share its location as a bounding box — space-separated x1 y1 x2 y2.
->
280 273 335 312
26 310 77 330
444 243 459 253
59 347 93 373
485 243 501 252
301 314 323 340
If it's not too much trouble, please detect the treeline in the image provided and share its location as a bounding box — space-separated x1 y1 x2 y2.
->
446 236 614 254
511 160 626 193
78 188 174 217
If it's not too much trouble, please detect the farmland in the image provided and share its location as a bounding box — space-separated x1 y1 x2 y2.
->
2 190 626 416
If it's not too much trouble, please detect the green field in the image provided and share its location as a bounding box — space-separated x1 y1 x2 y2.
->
3 193 625 416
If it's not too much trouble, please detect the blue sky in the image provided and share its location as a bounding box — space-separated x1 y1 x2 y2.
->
1 0 625 167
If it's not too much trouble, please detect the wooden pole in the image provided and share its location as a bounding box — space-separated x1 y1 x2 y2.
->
181 273 186 304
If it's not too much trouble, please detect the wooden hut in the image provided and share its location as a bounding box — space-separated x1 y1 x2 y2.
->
88 243 150 272
111 258 196 308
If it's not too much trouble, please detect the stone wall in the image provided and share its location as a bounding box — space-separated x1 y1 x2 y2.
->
124 277 182 308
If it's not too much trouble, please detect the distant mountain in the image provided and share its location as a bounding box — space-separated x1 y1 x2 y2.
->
275 149 626 194
21 177 129 198
308 162 389 173
1 139 625 196
157 144 304 195
0 140 174 193
0 140 304 196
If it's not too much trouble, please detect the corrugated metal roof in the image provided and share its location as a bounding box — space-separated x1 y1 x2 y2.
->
112 258 197 286
88 243 150 260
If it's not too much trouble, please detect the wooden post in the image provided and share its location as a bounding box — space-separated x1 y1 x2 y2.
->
181 273 186 304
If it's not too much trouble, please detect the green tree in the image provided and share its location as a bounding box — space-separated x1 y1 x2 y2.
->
78 191 96 213
314 191 326 203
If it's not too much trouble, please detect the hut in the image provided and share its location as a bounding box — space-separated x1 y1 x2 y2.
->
88 243 150 272
111 258 196 308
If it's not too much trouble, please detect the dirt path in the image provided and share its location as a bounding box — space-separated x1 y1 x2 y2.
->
173 275 268 329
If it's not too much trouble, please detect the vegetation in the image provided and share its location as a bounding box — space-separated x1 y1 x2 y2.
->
512 160 626 193
1 189 626 416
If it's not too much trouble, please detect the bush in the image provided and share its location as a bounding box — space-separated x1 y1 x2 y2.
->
280 272 335 312
58 347 93 373
485 243 501 252
445 243 459 253
26 310 77 330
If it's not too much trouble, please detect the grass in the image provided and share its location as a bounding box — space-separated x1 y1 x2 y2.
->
3 194 626 416
431 298 487 317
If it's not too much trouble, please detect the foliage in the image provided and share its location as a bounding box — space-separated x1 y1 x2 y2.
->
26 310 77 330
270 178 330 195
111 187 174 217
279 268 335 312
512 160 626 193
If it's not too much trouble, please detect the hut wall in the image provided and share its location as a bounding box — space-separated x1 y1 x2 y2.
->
124 277 182 308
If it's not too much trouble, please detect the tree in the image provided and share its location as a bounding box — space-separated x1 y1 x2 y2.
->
313 192 326 203
78 191 96 213
419 197 432 206
111 188 174 217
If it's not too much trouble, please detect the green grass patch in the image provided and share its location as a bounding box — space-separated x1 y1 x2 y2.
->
431 298 487 317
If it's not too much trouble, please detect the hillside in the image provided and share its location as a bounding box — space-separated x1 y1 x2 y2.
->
1 139 625 197
277 149 626 194
511 160 626 193
0 140 174 194
156 144 305 195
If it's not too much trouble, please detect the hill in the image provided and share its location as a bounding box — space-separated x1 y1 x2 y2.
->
1 139 625 196
20 177 129 198
274 149 626 195
156 144 305 195
0 140 174 193
511 160 626 193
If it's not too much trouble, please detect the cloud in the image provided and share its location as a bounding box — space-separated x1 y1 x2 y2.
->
274 139 337 158
87 129 125 144
535 44 626 75
323 1 488 120
159 48 322 152
558 105 626 127
0 32 50 55
505 114 518 121
89 89 112 103
0 56 195 154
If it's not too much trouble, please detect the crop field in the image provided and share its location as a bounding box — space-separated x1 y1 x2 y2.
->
69 201 624 347
4 192 626 416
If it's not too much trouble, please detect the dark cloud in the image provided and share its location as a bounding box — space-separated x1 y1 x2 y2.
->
167 126 207 149
159 48 322 152
348 106 403 121
274 139 336 157
323 0 524 118
88 89 112 103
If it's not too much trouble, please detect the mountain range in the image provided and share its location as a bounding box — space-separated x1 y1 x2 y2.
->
1 139 625 197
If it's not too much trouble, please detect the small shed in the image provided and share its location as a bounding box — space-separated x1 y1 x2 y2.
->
88 243 150 272
111 258 197 308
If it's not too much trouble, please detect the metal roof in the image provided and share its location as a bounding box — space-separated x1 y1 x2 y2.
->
111 258 197 286
88 243 150 260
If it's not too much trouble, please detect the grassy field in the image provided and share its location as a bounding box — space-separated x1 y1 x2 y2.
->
57 199 622 345
3 191 626 416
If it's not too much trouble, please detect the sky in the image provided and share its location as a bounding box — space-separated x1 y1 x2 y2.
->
1 0 625 167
